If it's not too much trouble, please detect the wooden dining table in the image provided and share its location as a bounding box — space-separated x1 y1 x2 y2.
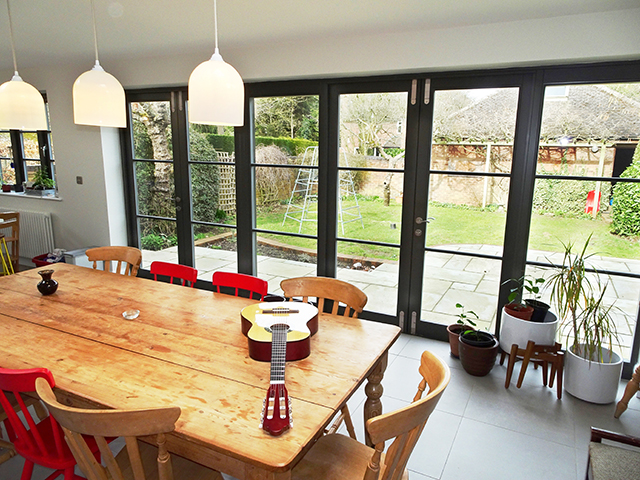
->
0 263 400 480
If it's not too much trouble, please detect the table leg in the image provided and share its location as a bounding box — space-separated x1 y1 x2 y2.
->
364 352 388 447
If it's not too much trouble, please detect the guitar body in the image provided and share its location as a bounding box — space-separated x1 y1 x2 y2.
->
240 302 319 362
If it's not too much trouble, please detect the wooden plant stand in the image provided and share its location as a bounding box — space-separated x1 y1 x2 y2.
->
502 340 564 399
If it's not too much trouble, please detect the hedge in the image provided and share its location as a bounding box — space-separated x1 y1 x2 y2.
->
204 134 317 156
611 143 640 236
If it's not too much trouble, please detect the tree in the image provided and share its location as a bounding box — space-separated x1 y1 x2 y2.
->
340 93 406 205
255 96 319 141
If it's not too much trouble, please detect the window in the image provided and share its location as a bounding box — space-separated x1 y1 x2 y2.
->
0 98 55 193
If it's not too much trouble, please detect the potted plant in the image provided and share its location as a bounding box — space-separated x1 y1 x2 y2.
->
26 168 55 196
501 277 535 321
458 328 499 377
548 235 623 404
447 303 477 358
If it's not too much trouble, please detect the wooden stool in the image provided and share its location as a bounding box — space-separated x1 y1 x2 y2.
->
503 340 564 399
614 363 640 418
0 233 15 275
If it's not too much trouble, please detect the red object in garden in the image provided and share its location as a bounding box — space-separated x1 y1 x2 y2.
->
585 190 601 214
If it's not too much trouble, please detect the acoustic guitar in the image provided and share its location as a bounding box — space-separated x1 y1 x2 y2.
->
240 301 318 362
240 301 319 436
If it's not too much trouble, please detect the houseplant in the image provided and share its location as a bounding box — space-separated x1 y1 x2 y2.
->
446 303 477 358
458 328 499 377
26 168 55 196
501 276 537 321
548 235 623 404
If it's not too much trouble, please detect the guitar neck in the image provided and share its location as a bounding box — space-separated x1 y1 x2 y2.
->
270 324 288 384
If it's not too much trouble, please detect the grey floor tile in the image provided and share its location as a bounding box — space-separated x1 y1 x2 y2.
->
440 418 577 480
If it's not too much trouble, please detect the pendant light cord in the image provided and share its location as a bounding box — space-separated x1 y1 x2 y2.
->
213 0 219 54
5 0 18 74
90 0 100 64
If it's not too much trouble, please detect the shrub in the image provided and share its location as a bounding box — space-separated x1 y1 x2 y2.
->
611 143 640 236
255 145 294 205
190 131 221 223
141 233 176 251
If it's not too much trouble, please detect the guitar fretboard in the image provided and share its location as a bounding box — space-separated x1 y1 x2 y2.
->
270 324 288 384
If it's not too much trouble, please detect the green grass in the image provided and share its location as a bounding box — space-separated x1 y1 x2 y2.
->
254 198 640 261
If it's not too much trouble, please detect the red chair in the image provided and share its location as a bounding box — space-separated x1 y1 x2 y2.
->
150 261 198 287
212 271 268 300
0 367 101 480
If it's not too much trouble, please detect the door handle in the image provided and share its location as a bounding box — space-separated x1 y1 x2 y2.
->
415 217 434 225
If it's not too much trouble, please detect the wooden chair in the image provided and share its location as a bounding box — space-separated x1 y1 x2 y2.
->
587 427 640 480
292 350 450 480
86 246 142 276
614 362 640 418
0 211 19 274
150 261 198 287
281 276 368 440
212 271 268 300
35 377 223 480
280 276 367 318
0 367 96 480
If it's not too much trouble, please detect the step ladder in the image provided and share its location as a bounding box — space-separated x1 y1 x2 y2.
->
282 146 363 235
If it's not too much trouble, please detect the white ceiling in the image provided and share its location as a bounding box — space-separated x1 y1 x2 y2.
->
1 0 639 72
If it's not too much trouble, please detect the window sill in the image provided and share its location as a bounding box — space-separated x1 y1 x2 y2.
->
0 191 62 201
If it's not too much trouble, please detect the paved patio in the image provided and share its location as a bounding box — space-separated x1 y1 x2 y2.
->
142 244 640 358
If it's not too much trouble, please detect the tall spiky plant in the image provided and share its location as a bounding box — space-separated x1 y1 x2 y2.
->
547 234 621 362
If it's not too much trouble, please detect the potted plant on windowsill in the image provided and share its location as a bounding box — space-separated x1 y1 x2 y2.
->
26 168 55 197
548 234 623 404
446 303 477 358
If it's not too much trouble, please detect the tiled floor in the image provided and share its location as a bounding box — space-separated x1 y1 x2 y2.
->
2 334 640 480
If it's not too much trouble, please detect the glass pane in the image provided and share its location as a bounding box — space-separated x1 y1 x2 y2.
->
337 241 400 316
194 225 238 278
523 265 640 363
257 233 317 293
528 82 640 361
25 161 42 183
139 217 177 269
426 174 508 255
134 161 176 218
1 132 15 184
338 170 402 244
190 163 236 225
422 253 501 332
21 133 39 159
255 166 311 234
130 101 172 160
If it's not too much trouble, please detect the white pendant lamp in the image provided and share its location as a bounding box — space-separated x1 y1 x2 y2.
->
0 0 47 131
188 0 244 126
72 0 125 128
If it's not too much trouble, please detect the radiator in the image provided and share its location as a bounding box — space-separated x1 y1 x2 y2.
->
0 209 55 260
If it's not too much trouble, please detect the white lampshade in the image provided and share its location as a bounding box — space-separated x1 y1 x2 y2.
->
73 61 126 128
188 50 244 126
0 73 48 130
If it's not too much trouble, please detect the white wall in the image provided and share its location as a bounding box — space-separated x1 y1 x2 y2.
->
1 8 639 259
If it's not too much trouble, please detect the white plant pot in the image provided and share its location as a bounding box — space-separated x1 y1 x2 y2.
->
564 344 623 404
499 307 558 352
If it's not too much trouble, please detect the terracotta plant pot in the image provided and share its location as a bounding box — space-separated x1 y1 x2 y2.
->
458 331 499 376
504 302 534 321
446 324 474 358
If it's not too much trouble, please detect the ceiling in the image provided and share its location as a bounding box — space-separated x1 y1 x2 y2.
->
1 0 638 72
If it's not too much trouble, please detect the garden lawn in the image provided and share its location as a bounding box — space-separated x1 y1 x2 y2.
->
254 199 640 261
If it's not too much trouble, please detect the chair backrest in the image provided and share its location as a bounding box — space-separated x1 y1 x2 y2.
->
150 261 198 287
365 351 450 480
86 246 142 276
212 271 268 300
36 377 181 480
0 211 19 272
0 367 68 466
280 276 367 317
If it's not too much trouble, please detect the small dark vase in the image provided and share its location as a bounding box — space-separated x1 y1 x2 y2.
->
37 269 58 295
524 299 550 323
